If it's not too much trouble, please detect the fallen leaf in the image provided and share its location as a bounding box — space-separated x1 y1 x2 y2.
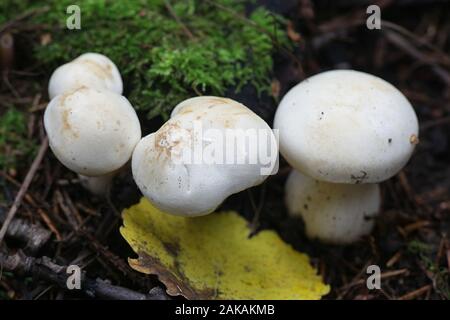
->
120 198 330 299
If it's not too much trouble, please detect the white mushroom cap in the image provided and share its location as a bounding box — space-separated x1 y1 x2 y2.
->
44 87 141 176
48 52 123 99
286 170 380 244
274 70 419 184
132 96 278 217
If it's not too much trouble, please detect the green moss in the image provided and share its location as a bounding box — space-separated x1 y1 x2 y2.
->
0 108 37 171
407 239 450 298
3 0 288 119
407 239 437 272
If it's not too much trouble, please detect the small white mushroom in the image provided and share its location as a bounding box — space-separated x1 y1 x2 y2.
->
274 70 419 184
44 87 141 194
132 96 278 216
48 52 123 99
286 170 380 244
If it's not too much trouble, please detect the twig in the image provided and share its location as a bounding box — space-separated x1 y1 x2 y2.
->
62 190 83 225
421 116 450 131
37 208 62 241
402 220 432 235
398 171 417 206
384 30 450 86
0 209 51 254
336 261 373 299
436 236 446 266
0 171 61 240
340 268 410 290
0 137 48 247
317 14 450 68
398 284 432 300
0 6 49 34
2 72 20 98
248 183 267 236
55 190 80 230
382 20 450 67
164 0 195 40
0 250 169 300
77 229 142 284
386 251 403 268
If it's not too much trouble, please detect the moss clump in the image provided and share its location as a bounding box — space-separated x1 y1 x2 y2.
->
407 239 450 299
0 108 37 171
4 0 287 119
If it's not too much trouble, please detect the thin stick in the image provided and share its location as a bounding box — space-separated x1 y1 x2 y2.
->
421 116 450 131
164 0 195 40
0 251 170 300
0 6 49 34
398 284 432 300
0 137 48 246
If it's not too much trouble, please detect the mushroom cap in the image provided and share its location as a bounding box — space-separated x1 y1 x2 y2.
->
286 169 380 244
132 96 278 217
48 52 123 99
274 70 419 184
44 87 141 176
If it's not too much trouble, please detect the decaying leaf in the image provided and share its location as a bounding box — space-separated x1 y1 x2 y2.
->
120 198 330 300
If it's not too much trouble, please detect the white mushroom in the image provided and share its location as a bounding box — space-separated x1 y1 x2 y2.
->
44 87 141 195
48 52 123 99
274 70 419 184
286 170 380 244
132 96 278 216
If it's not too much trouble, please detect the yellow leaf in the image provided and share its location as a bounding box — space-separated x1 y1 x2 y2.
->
120 198 330 299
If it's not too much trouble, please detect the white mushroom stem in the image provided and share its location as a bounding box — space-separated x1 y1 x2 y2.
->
78 162 131 197
285 170 381 244
78 173 115 197
78 174 113 197
132 96 278 217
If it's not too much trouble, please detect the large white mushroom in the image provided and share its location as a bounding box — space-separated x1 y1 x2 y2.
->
44 87 141 195
48 52 123 100
132 96 278 216
286 170 380 244
274 69 419 184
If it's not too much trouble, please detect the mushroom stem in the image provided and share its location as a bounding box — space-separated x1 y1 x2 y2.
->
285 169 381 244
78 173 115 197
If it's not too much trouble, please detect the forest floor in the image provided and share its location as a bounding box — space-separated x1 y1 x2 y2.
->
0 0 449 300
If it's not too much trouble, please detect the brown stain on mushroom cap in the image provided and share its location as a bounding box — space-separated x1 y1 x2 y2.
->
57 87 91 139
178 108 193 115
61 108 79 138
206 97 232 105
176 97 231 115
154 121 190 160
59 85 89 106
176 97 251 129
76 59 113 80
